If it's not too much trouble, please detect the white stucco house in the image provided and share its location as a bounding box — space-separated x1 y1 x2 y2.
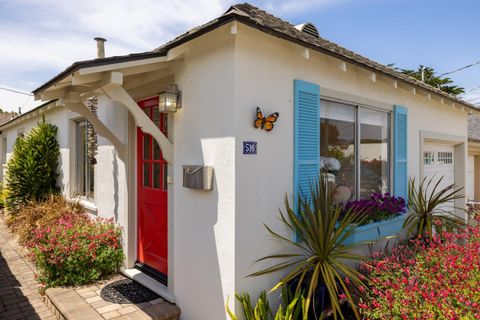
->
1 3 478 319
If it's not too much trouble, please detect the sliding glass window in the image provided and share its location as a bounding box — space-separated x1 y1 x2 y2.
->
320 100 356 198
359 108 390 198
320 99 390 203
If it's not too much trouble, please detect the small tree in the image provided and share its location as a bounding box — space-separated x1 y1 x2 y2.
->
388 64 465 95
5 119 60 211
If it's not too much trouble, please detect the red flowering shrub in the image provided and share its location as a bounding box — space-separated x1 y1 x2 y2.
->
359 223 480 319
26 213 124 288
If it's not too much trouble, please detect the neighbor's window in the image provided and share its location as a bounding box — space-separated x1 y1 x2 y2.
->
320 99 390 202
1 137 6 165
75 119 94 199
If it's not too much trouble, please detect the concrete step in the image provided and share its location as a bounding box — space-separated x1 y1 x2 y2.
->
45 285 181 320
46 287 103 320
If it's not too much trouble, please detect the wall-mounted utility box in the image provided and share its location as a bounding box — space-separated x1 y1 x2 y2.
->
183 165 214 191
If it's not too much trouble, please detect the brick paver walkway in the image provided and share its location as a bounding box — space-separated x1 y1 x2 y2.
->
46 275 180 319
0 214 54 320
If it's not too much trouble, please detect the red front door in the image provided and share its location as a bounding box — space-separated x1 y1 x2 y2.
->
137 97 168 280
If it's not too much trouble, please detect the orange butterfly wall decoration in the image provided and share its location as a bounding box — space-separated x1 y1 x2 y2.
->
254 107 279 132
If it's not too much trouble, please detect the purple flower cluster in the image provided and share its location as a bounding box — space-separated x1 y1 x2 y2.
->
343 193 406 224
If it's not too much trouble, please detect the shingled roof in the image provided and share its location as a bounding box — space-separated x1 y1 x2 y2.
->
32 3 478 112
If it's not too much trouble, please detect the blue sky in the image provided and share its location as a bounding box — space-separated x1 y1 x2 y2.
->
0 0 478 111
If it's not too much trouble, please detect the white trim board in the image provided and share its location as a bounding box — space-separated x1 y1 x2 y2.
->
321 87 393 111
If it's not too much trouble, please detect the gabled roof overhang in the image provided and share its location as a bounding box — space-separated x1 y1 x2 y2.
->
32 47 182 164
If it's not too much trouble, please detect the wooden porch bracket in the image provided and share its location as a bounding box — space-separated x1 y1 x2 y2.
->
44 70 172 164
101 83 173 164
56 98 127 156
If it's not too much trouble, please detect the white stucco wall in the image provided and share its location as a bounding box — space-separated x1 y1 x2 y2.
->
94 95 129 222
230 23 469 313
1 106 71 197
0 98 129 231
171 26 236 320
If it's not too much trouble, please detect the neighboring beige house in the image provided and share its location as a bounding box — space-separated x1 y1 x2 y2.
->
467 114 480 201
1 3 478 319
0 112 18 125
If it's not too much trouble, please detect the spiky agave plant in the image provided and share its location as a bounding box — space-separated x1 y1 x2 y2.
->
404 176 465 239
227 286 305 320
248 176 368 320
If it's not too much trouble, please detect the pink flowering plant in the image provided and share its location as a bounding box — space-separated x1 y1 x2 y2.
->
26 213 124 288
358 220 480 319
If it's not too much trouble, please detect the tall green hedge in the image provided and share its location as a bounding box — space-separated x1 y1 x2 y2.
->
5 120 60 211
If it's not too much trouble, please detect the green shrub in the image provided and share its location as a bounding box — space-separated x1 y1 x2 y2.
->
5 119 60 211
26 213 124 288
7 194 83 245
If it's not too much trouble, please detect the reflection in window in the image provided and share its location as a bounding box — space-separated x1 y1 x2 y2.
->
360 108 389 197
320 101 356 202
319 100 391 203
75 119 94 199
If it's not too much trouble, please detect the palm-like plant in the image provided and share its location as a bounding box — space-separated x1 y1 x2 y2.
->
404 176 465 239
227 286 305 320
248 176 368 320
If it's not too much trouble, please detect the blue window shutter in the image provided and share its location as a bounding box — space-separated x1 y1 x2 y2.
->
294 80 320 212
393 105 408 201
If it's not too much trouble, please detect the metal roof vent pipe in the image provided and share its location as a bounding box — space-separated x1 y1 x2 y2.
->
94 37 107 59
295 22 319 38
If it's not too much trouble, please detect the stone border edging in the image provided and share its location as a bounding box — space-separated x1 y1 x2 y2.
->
45 287 103 320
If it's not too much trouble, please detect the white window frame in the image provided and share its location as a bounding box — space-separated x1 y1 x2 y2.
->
73 118 96 202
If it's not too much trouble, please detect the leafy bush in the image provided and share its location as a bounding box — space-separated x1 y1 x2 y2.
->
5 119 60 211
404 176 464 239
227 287 305 320
343 193 406 225
26 213 124 288
359 223 480 319
249 176 368 319
6 194 83 245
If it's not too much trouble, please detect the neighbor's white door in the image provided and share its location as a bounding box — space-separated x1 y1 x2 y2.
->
423 143 455 212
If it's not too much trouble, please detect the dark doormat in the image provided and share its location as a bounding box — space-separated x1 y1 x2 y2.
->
100 279 160 304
